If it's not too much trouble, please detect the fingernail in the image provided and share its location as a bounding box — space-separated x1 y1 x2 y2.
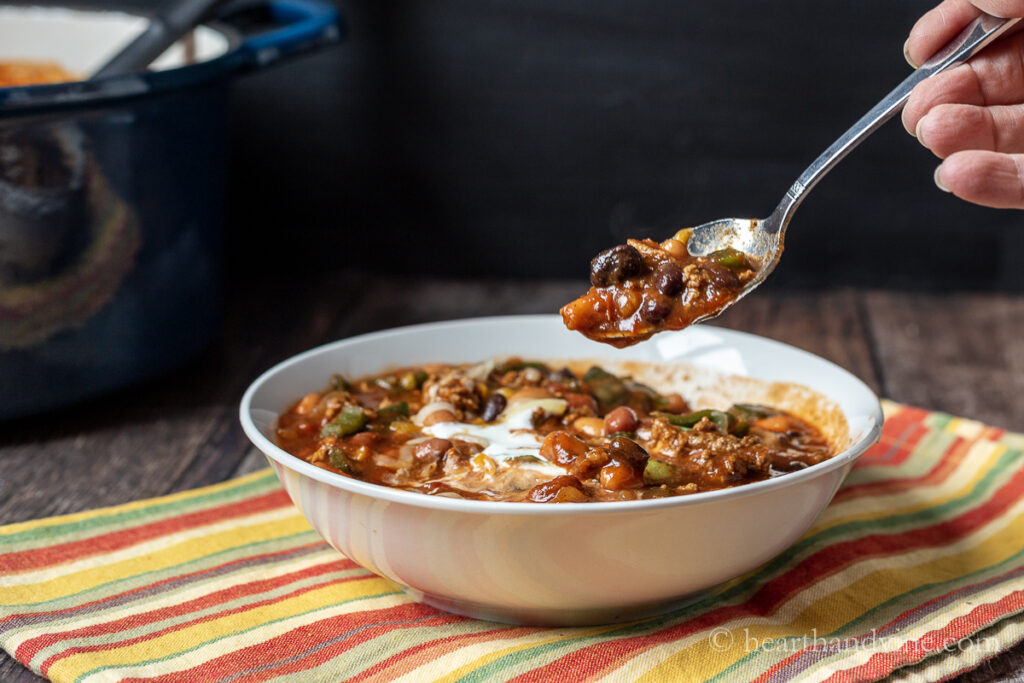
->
903 39 918 68
902 107 915 136
914 113 928 142
934 165 950 192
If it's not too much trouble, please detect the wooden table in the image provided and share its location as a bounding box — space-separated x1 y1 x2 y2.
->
2 274 1022 681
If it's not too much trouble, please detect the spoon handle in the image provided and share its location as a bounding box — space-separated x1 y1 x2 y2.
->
768 12 1020 232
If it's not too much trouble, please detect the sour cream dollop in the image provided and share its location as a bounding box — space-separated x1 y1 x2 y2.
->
421 398 568 476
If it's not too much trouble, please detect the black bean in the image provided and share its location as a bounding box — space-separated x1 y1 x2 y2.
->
481 392 507 422
589 244 644 287
639 298 671 323
655 263 684 296
607 436 649 469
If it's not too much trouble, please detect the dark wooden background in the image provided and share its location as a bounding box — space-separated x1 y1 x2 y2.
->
1 275 1023 681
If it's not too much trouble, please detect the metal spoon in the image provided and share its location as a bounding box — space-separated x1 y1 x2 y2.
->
683 12 1020 308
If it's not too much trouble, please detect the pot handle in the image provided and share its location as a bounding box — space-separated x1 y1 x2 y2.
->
232 0 343 70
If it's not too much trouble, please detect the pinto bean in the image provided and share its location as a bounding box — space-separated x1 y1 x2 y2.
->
599 461 644 490
565 392 599 413
509 387 553 403
423 409 457 426
414 438 452 462
604 406 638 435
661 238 687 259
573 416 605 438
752 415 794 432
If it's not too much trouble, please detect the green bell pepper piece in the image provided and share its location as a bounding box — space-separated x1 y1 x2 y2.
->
583 366 628 411
376 401 410 422
399 370 429 391
643 460 676 484
327 446 356 475
661 409 734 435
321 405 366 438
708 247 750 271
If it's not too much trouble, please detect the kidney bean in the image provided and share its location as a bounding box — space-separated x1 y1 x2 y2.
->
414 438 452 462
590 244 644 287
704 261 740 289
655 263 684 296
639 298 671 323
481 393 507 422
603 406 638 435
565 392 599 413
349 431 379 448
663 393 689 413
607 436 649 469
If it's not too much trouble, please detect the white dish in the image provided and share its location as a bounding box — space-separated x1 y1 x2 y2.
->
240 315 883 625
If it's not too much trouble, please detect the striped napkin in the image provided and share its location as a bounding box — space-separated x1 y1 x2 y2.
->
2 401 1024 682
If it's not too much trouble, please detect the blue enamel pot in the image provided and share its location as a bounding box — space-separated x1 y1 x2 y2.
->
0 0 341 418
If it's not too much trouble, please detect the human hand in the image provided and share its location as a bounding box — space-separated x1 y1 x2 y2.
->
903 0 1024 208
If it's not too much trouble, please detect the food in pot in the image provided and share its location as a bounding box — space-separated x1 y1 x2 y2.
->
561 232 756 347
0 61 76 87
275 359 832 502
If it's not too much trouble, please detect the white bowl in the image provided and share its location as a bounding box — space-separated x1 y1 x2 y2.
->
240 315 883 625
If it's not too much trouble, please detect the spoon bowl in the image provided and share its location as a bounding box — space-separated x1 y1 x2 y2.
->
685 215 783 311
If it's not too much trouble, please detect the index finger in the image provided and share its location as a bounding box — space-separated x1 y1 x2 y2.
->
906 0 1024 66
